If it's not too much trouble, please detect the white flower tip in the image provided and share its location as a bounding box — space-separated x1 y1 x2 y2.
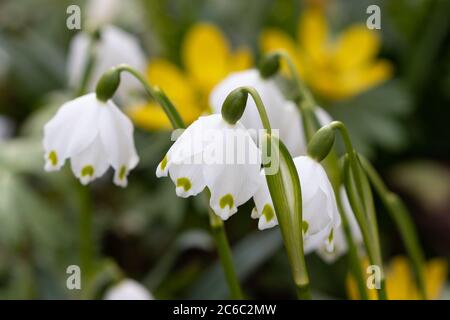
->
44 151 62 172
114 165 129 188
175 177 193 198
214 194 238 220
257 204 278 230
251 207 260 219
155 156 169 178
325 229 335 253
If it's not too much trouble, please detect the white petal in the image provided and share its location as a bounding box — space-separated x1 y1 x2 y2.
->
277 101 306 156
252 170 278 230
204 122 261 220
99 100 139 187
104 279 153 300
315 107 333 127
70 135 110 185
168 161 206 198
294 156 339 252
43 93 101 171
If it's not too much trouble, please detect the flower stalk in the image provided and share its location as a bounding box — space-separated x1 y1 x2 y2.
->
359 155 427 299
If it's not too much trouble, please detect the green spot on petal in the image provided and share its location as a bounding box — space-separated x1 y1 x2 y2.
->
262 204 275 222
48 151 58 166
302 220 309 234
176 177 192 191
119 165 127 181
161 155 168 170
328 228 334 243
81 165 94 177
219 194 234 209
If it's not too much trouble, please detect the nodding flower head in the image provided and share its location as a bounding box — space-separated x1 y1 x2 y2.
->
43 93 139 187
156 114 262 220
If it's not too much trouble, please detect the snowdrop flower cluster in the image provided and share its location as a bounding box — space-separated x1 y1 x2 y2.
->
67 25 146 101
43 93 139 187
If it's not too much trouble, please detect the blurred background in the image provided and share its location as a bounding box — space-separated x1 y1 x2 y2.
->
0 0 449 299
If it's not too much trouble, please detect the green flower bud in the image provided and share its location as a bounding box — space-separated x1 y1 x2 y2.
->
307 125 335 162
258 53 281 79
221 88 248 125
95 67 121 102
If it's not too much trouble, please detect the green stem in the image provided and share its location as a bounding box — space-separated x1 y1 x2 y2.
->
115 64 185 129
206 192 244 299
115 66 244 299
334 121 387 300
78 184 94 285
275 57 367 298
240 86 272 133
241 86 311 299
359 156 427 299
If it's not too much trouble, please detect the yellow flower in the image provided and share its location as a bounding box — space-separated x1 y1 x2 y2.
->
128 23 252 130
260 7 393 101
347 256 448 300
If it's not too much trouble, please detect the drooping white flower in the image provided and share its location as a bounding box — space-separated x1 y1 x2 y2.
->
251 155 340 252
43 93 139 187
67 25 146 101
210 69 304 156
317 186 363 263
104 279 153 300
156 114 261 220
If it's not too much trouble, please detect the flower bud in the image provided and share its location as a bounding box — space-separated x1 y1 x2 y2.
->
307 125 335 162
221 88 248 125
95 67 121 102
258 53 281 79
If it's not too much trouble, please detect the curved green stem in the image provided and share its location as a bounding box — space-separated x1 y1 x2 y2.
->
239 86 272 134
240 85 311 299
114 66 244 299
339 148 387 299
359 155 427 299
115 65 185 129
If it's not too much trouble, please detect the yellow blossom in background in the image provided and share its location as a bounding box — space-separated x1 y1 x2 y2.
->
128 23 252 130
260 7 393 101
347 256 448 300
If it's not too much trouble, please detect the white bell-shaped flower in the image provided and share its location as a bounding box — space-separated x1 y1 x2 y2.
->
43 93 139 187
67 25 146 101
156 114 261 220
252 156 340 252
104 279 153 300
210 69 304 156
317 186 363 263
